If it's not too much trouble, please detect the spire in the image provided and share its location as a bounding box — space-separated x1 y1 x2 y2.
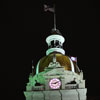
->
44 4 65 55
53 4 56 31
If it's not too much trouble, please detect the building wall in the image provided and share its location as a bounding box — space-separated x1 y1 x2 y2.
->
24 88 87 100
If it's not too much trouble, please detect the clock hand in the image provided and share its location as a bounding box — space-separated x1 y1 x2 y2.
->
52 81 59 84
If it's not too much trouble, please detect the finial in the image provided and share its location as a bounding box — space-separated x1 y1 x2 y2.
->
51 28 62 35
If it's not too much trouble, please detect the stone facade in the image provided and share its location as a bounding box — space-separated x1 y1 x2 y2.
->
24 89 87 100
24 61 87 100
24 25 87 100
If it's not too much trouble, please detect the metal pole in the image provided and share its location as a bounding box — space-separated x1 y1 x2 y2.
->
54 4 56 30
32 60 34 77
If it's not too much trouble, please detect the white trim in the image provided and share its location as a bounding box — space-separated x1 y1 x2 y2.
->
36 60 40 74
68 57 75 72
46 35 65 45
46 48 65 55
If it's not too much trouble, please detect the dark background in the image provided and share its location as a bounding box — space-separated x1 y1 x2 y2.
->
0 0 100 100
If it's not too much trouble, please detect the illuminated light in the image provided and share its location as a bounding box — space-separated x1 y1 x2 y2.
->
71 57 77 62
49 78 61 89
46 48 65 55
68 57 75 72
46 35 65 45
36 60 40 74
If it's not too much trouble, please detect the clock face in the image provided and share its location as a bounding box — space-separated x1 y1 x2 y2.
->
49 78 61 89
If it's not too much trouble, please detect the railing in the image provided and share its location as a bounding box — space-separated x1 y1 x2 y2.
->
65 84 78 89
32 86 44 91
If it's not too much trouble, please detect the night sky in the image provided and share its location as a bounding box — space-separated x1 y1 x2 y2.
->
0 0 100 100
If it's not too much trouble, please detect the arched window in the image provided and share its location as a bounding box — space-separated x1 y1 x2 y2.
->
49 40 63 48
55 40 59 46
51 40 54 47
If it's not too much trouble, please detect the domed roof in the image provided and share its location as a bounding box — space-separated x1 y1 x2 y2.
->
36 53 80 74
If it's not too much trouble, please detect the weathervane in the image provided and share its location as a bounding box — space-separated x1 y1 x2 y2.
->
44 4 57 31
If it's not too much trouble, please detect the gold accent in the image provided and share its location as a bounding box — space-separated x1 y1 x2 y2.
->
38 53 80 74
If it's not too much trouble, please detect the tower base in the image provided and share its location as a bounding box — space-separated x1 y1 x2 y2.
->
24 88 87 100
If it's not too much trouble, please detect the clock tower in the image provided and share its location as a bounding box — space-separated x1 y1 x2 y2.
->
24 4 87 100
24 28 87 100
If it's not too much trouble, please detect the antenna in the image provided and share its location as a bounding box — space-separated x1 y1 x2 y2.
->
32 60 34 77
